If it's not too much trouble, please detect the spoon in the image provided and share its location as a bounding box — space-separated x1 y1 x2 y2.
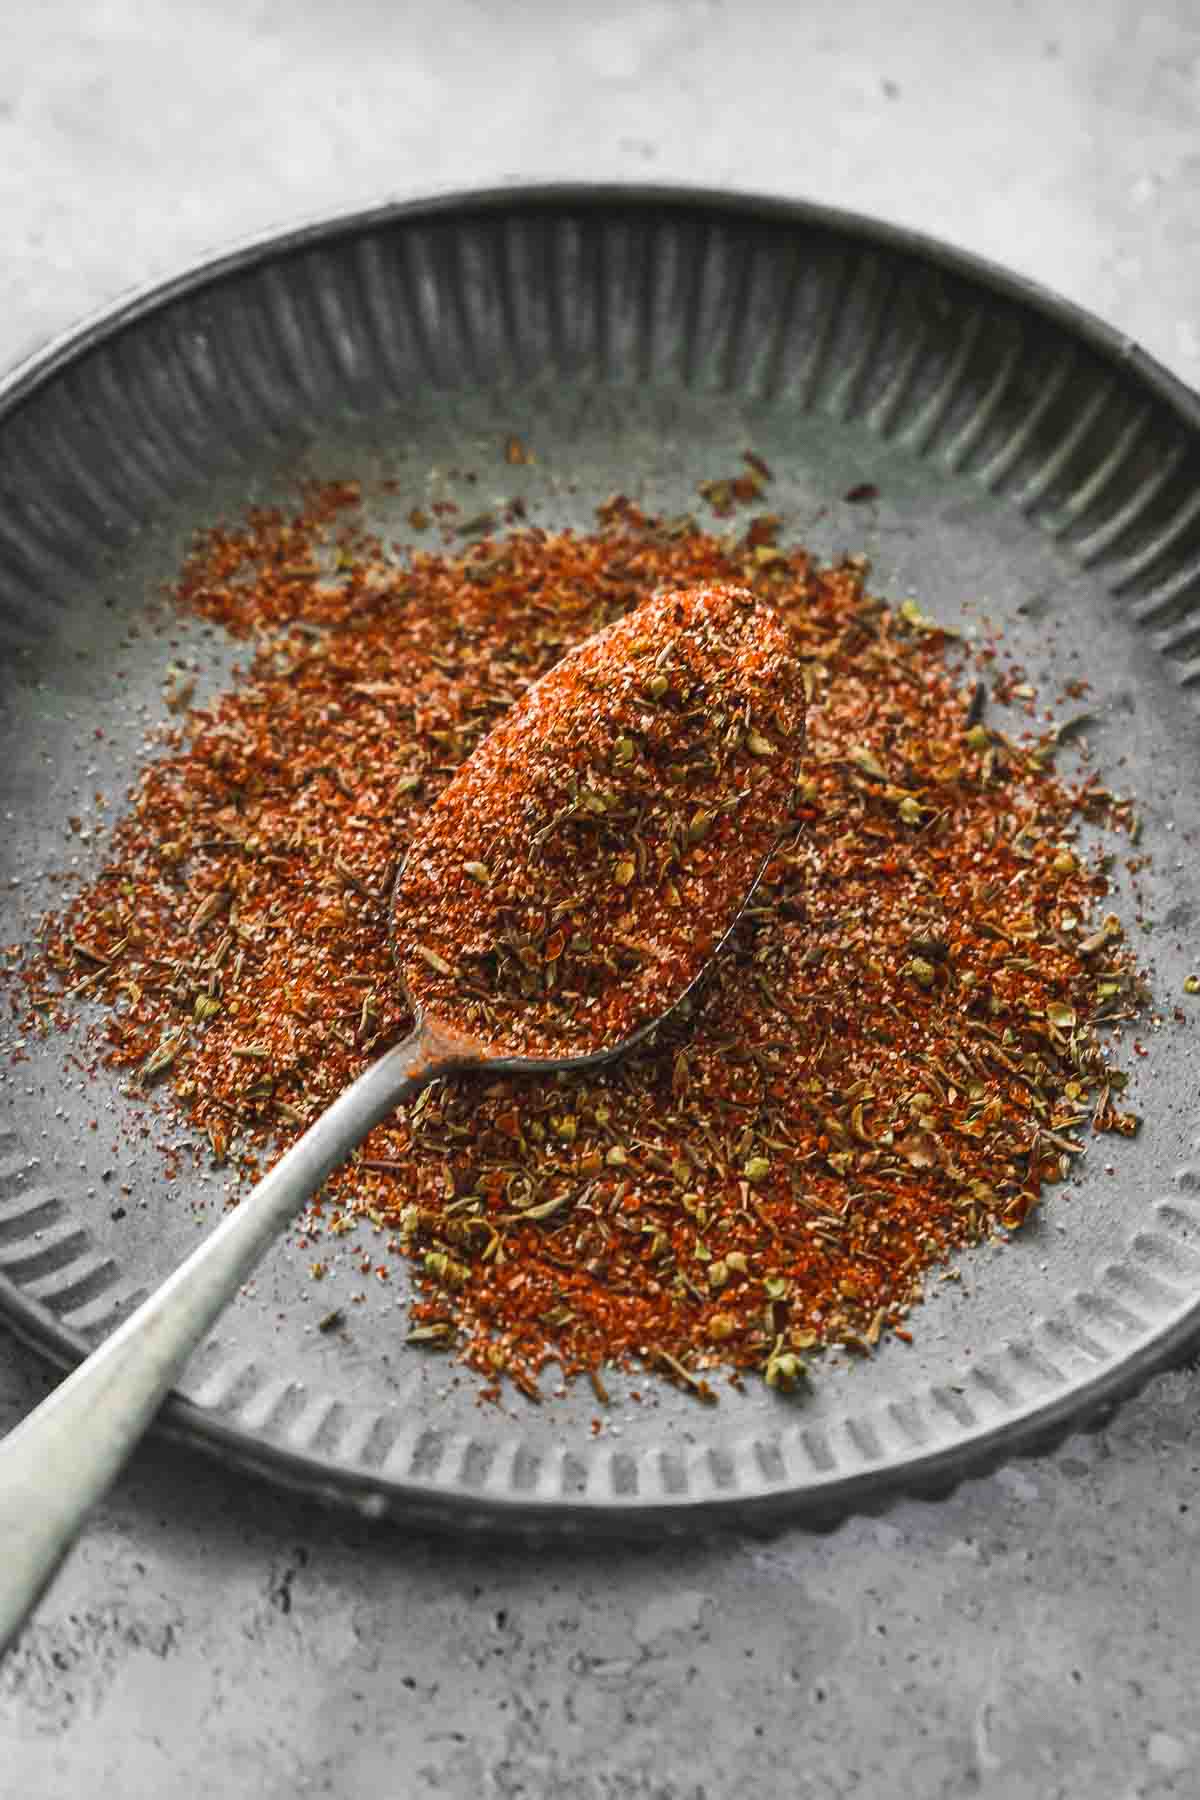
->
0 582 805 1652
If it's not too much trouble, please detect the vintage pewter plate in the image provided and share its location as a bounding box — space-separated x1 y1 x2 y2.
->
2 187 1200 1534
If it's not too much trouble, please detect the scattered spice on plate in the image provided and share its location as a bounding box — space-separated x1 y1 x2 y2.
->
7 483 1150 1401
395 582 806 1061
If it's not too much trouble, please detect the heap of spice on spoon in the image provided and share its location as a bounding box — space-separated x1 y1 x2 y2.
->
395 580 806 1062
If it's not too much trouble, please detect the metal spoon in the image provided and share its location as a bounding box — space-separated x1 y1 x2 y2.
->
0 584 804 1652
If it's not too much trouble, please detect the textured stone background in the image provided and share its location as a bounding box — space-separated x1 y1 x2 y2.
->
2 3 1200 1795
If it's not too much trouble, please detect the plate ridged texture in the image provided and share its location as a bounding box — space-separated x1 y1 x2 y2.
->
2 188 1200 1534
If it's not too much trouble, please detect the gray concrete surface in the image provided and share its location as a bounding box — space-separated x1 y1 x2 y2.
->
2 2 1200 1795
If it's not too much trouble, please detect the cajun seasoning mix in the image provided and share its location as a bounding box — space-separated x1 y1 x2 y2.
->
6 473 1148 1401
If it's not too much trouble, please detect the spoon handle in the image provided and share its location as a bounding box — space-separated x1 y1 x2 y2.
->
0 1029 439 1656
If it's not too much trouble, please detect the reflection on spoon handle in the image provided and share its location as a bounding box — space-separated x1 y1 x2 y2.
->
0 1028 442 1657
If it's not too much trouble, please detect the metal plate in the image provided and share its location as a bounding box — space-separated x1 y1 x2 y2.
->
3 186 1200 1535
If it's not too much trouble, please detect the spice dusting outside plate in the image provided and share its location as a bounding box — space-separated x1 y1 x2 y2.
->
1 188 1200 1532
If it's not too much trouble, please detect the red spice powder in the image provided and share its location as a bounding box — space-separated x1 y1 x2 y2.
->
8 484 1148 1401
395 582 806 1061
